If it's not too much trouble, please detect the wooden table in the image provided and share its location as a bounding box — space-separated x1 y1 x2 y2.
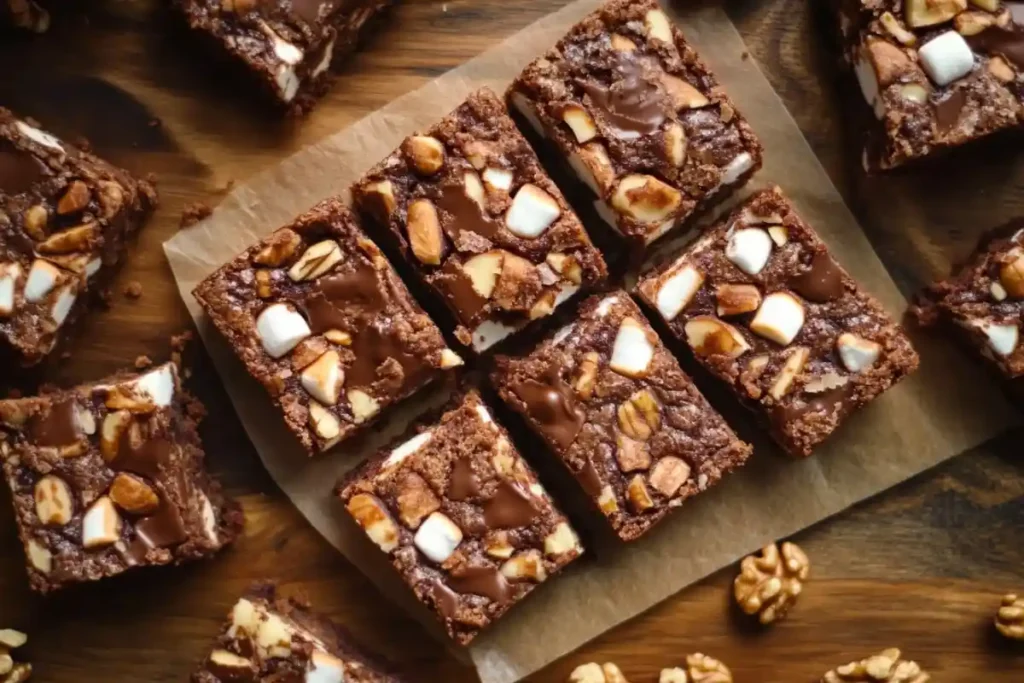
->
2 0 1023 680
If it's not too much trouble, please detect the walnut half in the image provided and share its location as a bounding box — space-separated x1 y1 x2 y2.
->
733 541 809 624
661 653 732 683
996 593 1024 640
820 648 929 683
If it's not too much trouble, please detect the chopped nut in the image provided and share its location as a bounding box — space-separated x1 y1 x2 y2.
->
899 83 930 104
616 434 651 472
626 475 655 512
57 180 91 215
100 410 133 462
23 204 48 240
988 56 1016 82
124 281 143 299
464 170 486 210
253 228 301 267
288 240 343 281
649 456 691 497
954 9 995 35
880 11 917 45
570 662 629 683
716 283 762 317
644 8 672 42
734 541 810 624
81 496 121 548
996 593 1024 640
485 531 514 559
406 199 444 266
493 253 541 311
617 389 660 440
563 105 598 143
574 351 600 399
969 0 999 10
37 222 98 254
598 485 618 515
0 629 27 649
664 122 686 166
610 33 637 51
347 389 380 424
546 252 583 284
34 475 73 525
669 653 733 683
1000 249 1024 298
255 269 273 298
403 135 445 175
462 140 492 169
660 74 710 109
324 329 352 346
769 347 809 400
347 493 399 552
685 316 750 358
905 0 966 27
821 648 929 683
395 471 440 528
309 401 341 441
611 174 681 224
462 251 504 299
362 180 396 220
500 549 548 582
109 473 160 514
27 539 51 575
543 521 580 556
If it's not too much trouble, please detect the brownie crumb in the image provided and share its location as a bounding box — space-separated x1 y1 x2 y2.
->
124 281 143 299
134 355 154 370
180 201 213 229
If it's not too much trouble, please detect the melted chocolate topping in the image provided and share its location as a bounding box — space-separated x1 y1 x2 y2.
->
577 53 667 137
0 140 45 195
447 565 513 604
437 259 488 320
968 25 1024 70
348 322 426 390
577 456 604 498
482 480 539 528
28 400 81 447
436 181 500 243
430 577 460 619
511 365 584 452
776 385 852 425
789 251 844 303
934 90 967 133
448 457 479 501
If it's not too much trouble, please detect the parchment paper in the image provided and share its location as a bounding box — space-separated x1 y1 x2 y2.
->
164 3 1020 682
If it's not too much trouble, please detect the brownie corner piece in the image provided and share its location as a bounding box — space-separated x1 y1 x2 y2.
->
492 290 752 542
1 108 157 366
635 185 919 457
0 362 241 593
834 0 1024 170
193 581 402 682
506 0 763 248
351 86 607 353
176 0 392 111
339 389 583 645
912 219 1024 380
193 197 462 455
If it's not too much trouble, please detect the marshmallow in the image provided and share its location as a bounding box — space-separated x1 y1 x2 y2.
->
971 319 1019 356
384 431 432 469
562 105 598 143
254 610 294 658
482 167 514 192
471 319 518 351
50 285 77 327
82 496 120 548
719 152 755 187
306 651 345 683
919 31 975 86
24 259 60 302
199 492 219 543
610 317 655 378
506 184 561 238
134 363 176 407
726 227 773 276
0 263 21 316
413 512 463 563
300 350 344 405
656 263 703 320
836 333 882 372
596 294 619 316
750 292 805 346
256 303 311 358
15 120 63 152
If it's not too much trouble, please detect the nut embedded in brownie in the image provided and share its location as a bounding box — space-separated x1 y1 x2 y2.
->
339 390 583 645
193 197 463 454
911 219 1024 381
176 0 393 112
193 581 402 683
0 363 243 593
0 108 157 366
352 87 608 353
833 0 1024 170
492 292 752 542
506 0 763 249
635 186 919 457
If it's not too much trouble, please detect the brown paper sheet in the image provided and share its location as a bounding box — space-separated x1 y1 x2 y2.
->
164 3 1019 681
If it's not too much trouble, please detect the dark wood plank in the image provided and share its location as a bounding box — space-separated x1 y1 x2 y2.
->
1 0 1022 681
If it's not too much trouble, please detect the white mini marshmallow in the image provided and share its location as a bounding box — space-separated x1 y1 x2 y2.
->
610 317 655 378
656 263 703 320
50 285 76 327
256 303 311 358
134 363 176 407
506 184 561 238
971 319 1019 357
300 350 344 405
596 294 619 317
24 259 60 302
725 227 773 276
471 319 518 352
15 120 63 152
750 292 805 346
384 430 432 469
720 152 755 187
509 92 545 136
836 333 882 372
82 497 120 548
199 492 219 543
306 651 345 683
413 512 463 563
643 217 678 245
919 31 975 86
483 167 514 191
0 264 21 316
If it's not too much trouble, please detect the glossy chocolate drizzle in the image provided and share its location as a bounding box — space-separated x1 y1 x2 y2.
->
482 480 539 528
436 181 501 243
511 365 584 451
968 24 1024 70
447 457 479 501
28 400 81 447
447 565 513 604
0 140 45 194
576 53 667 137
789 251 844 303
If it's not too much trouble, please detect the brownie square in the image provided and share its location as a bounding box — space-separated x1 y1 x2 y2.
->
493 291 752 541
193 197 463 455
352 87 608 353
832 0 1024 170
0 107 157 366
635 186 919 457
912 219 1024 380
193 582 402 683
0 363 242 593
506 0 763 249
339 390 583 645
176 0 392 112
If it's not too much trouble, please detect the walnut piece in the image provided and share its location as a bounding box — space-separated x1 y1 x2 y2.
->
733 541 809 624
820 648 929 683
568 662 629 683
660 653 732 683
996 593 1024 640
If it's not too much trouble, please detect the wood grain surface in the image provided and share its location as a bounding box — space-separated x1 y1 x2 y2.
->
1 0 1023 681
